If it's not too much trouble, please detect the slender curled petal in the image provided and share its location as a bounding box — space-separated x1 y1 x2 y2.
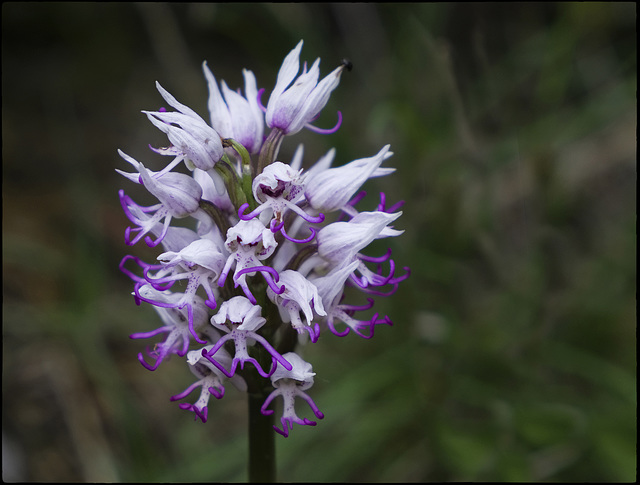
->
304 145 395 212
129 242 225 343
118 150 203 217
265 40 345 135
119 254 164 288
325 298 394 339
130 286 212 371
377 191 405 214
352 250 401 289
118 189 169 247
309 262 391 339
171 347 246 423
261 353 324 437
267 270 325 340
203 62 264 154
342 190 404 239
133 280 213 345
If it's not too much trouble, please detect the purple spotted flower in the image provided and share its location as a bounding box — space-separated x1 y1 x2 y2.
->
238 161 324 242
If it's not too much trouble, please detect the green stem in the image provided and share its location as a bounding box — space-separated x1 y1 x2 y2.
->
244 310 282 483
248 388 276 482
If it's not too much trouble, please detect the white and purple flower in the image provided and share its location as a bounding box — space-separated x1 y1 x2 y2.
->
117 39 408 437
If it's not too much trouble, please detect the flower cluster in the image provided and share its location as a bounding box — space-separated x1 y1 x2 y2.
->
118 40 409 437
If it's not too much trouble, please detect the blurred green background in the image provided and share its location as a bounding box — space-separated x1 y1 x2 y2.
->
2 2 636 482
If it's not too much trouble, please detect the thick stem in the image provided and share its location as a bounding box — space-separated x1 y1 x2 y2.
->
245 314 280 483
248 389 276 482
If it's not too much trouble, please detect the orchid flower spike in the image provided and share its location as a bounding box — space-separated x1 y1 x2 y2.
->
117 38 409 439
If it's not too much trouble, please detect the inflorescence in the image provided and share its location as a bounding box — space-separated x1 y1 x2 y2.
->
118 40 409 437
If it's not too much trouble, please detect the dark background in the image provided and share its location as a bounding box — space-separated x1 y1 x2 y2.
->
2 2 636 482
